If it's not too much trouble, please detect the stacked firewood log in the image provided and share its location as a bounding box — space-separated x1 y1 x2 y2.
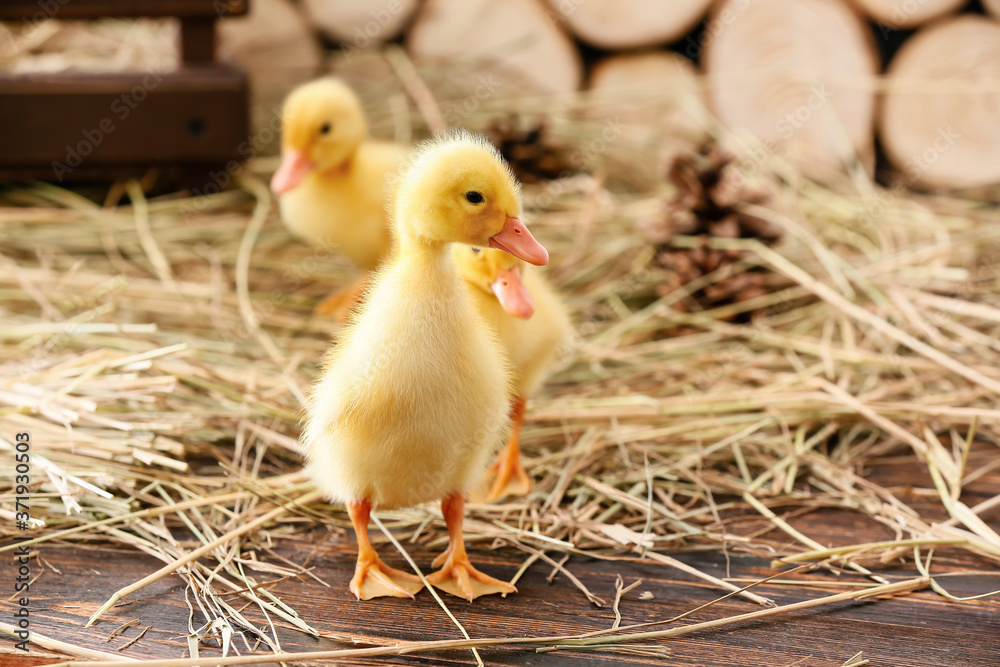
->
208 0 999 189
8 0 994 189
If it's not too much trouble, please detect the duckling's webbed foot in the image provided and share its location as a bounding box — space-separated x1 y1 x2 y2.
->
347 498 424 600
427 493 517 602
427 552 516 601
471 397 531 503
351 555 424 600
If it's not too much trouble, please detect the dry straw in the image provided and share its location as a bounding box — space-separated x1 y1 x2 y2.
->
1 46 1000 664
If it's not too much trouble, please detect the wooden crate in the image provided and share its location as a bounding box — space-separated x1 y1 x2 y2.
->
0 0 250 184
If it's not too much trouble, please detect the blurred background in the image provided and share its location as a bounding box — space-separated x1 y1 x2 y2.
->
3 4 1000 664
2 0 998 192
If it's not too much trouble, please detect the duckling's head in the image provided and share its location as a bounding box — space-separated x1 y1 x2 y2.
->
271 79 368 195
453 245 535 319
394 133 548 266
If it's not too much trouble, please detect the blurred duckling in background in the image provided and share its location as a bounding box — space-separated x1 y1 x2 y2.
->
271 78 406 317
302 133 548 601
454 246 571 502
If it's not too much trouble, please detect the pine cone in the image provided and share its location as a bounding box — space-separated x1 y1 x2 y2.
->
486 115 577 184
640 142 786 321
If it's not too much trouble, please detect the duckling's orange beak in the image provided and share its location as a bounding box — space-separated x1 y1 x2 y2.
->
489 216 548 266
491 266 535 319
271 148 315 195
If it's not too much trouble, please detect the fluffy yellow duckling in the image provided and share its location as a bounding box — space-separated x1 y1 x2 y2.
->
453 246 571 502
302 133 548 602
271 78 406 315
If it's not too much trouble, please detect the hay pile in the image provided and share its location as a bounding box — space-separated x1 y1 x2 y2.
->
1 100 1000 662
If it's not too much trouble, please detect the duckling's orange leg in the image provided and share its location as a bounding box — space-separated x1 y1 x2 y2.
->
347 498 424 600
315 273 371 322
472 397 531 503
426 493 517 601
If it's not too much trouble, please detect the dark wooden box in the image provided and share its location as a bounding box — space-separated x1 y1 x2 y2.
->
0 0 251 184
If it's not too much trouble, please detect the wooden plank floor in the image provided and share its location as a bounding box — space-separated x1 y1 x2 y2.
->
5 458 999 666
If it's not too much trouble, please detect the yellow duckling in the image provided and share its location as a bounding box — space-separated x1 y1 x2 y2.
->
302 133 548 602
271 78 406 315
453 246 571 502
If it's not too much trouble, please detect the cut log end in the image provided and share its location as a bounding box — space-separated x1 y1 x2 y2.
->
586 52 710 185
880 16 1000 190
589 52 707 137
407 0 582 96
983 0 1000 21
850 0 966 29
301 0 420 44
704 0 879 182
590 51 701 94
218 0 323 135
551 0 714 50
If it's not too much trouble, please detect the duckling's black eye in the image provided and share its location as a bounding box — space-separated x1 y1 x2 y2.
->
465 191 484 204
471 247 481 254
319 122 332 135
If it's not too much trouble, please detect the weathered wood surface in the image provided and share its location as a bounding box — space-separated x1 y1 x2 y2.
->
5 458 999 666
